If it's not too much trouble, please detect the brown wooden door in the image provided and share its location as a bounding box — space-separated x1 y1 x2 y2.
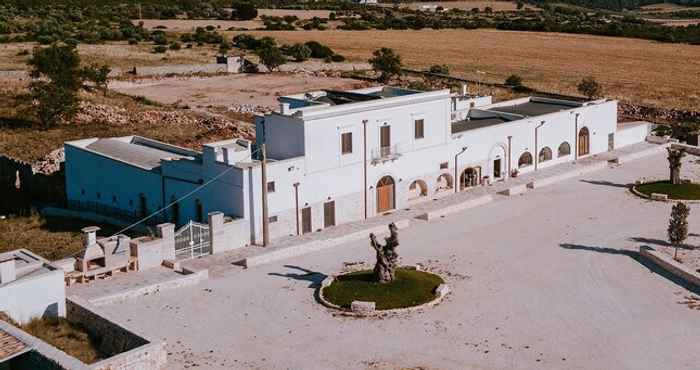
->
493 159 501 178
301 207 312 234
376 176 395 213
323 201 335 228
578 128 590 156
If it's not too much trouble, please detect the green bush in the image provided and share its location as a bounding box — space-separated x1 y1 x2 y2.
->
304 40 334 59
169 41 181 50
153 45 167 53
231 2 258 21
288 43 311 62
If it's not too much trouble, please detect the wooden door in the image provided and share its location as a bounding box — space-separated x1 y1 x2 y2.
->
578 128 590 156
377 185 393 213
323 201 335 228
493 159 501 178
301 207 312 234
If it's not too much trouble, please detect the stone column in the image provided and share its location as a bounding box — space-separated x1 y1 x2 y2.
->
156 223 176 260
208 211 226 255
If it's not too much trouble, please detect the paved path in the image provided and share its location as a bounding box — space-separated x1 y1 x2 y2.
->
97 147 700 370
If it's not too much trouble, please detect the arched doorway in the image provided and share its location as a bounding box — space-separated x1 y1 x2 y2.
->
460 167 481 191
436 173 453 193
558 142 571 157
376 176 395 213
538 147 552 163
578 127 590 156
408 179 428 201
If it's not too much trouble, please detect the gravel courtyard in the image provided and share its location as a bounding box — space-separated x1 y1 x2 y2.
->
99 153 700 370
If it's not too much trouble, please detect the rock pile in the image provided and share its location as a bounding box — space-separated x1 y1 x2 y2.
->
619 103 700 124
74 102 255 140
32 148 64 175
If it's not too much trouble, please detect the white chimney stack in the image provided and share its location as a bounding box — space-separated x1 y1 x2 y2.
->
0 258 16 284
279 102 290 114
461 83 468 97
82 226 100 247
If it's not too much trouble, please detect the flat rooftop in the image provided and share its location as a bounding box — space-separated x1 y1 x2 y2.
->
79 136 199 171
281 86 423 109
452 116 509 134
488 100 580 117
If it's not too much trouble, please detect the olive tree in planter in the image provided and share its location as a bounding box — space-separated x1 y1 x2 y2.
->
667 148 686 185
668 202 690 260
369 223 399 283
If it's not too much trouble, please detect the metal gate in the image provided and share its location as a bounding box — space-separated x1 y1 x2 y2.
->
174 221 211 260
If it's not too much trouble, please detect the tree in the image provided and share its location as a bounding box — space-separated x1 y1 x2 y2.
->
368 47 402 83
231 2 258 21
577 76 603 99
218 40 231 55
256 45 286 72
668 202 690 260
288 43 311 62
505 74 523 87
27 44 83 128
369 223 400 284
517 1 525 10
667 147 686 185
82 64 111 96
428 64 449 75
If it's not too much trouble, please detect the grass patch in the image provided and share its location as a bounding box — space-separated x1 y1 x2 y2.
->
635 180 700 200
0 213 138 260
21 317 105 364
322 268 444 310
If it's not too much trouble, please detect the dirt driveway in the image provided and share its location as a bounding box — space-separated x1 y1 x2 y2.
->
109 73 370 111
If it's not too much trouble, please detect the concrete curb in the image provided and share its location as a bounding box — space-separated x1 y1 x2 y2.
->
317 267 449 317
630 183 700 204
243 219 411 268
639 246 700 287
85 269 208 306
415 195 493 221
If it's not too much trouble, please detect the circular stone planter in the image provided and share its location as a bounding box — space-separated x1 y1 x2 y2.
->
631 180 700 203
317 266 449 317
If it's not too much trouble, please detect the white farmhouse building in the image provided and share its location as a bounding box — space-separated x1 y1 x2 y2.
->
64 86 649 255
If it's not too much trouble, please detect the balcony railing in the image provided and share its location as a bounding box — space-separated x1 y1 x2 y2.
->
371 144 401 163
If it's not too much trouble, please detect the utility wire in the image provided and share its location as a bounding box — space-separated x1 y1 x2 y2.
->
108 146 261 238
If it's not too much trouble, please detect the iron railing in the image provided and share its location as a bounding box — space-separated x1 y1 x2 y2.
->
371 144 401 162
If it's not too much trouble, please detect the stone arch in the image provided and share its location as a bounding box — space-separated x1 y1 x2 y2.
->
488 143 508 179
538 147 552 163
436 173 453 193
407 179 428 201
376 175 395 213
558 141 571 157
518 152 533 168
460 166 481 191
578 127 590 156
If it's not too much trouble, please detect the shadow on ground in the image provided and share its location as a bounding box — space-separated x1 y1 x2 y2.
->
559 243 699 295
579 179 630 188
268 265 327 289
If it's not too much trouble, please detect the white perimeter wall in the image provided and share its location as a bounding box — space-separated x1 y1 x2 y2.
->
0 270 66 325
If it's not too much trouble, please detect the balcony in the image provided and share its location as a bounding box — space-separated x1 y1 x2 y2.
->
371 144 401 164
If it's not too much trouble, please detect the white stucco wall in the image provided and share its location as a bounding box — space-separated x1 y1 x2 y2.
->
0 268 66 325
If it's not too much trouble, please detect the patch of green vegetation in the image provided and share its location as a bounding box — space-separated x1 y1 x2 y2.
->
322 268 444 310
636 180 700 200
22 317 105 364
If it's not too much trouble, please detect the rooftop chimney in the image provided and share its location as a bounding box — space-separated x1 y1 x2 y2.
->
0 257 16 284
461 83 468 97
279 102 290 114
82 226 100 247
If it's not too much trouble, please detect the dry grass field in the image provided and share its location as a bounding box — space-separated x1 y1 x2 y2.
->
239 29 700 110
0 42 217 71
134 9 331 31
400 0 538 11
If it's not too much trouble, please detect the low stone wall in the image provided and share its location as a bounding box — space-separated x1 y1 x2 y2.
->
616 143 669 163
499 183 528 196
66 296 166 370
415 195 493 221
317 267 450 317
639 246 700 287
243 219 410 268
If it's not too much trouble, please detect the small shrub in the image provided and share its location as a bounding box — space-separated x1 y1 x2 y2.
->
153 45 167 53
330 54 345 62
169 41 181 50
